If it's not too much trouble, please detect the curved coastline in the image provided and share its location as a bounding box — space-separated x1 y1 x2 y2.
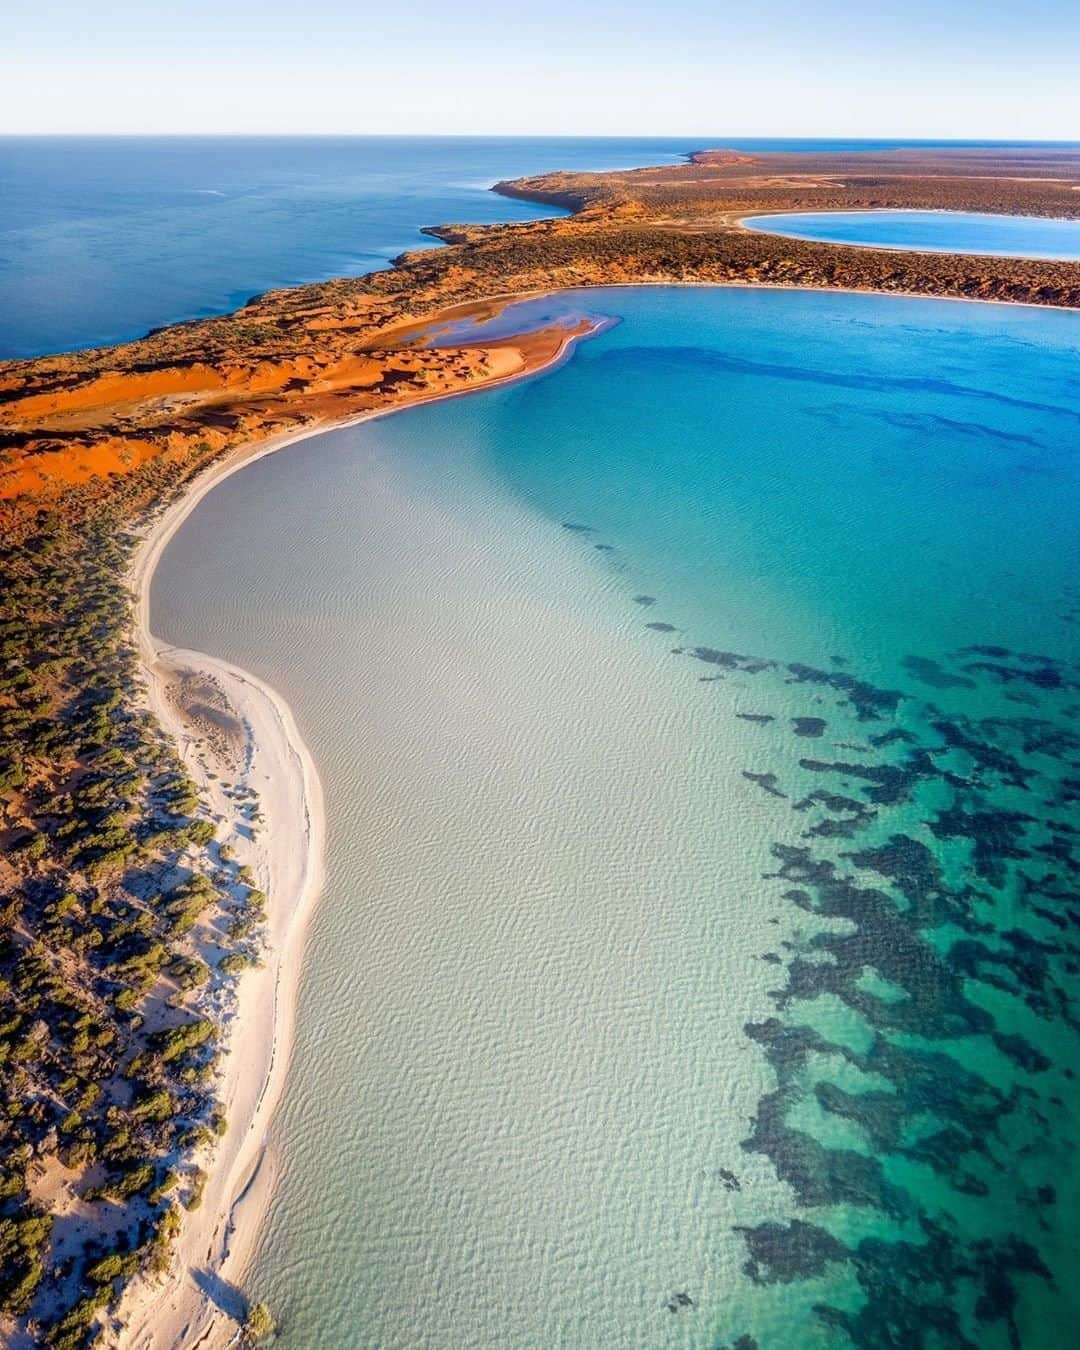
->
120 425 329 1350
6 143 1080 1347
111 316 601 1348
130 280 1080 1350
737 206 1080 261
113 275 1078 1345
90 275 1078 1347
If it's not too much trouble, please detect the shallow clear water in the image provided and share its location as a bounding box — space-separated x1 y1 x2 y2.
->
744 209 1080 260
152 287 1080 1348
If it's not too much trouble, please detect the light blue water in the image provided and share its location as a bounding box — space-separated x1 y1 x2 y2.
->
154 286 1080 1348
4 137 1078 358
745 209 1080 260
453 288 1080 674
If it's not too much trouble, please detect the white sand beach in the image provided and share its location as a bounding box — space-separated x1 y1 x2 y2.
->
115 429 328 1350
109 318 596 1348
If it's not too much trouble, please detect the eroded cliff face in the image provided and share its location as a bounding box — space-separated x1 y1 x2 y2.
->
3 146 1080 526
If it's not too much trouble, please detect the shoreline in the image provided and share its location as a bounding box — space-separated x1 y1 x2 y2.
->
90 276 1078 1347
628 276 1080 311
110 315 599 1348
735 205 1080 262
439 275 1080 319
119 426 329 1350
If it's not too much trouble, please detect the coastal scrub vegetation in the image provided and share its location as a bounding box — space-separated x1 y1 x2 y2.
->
0 459 268 1344
0 142 1078 1344
243 1299 274 1342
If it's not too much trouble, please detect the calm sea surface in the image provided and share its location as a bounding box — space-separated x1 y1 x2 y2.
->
745 209 1080 260
153 286 1080 1348
0 135 683 357
3 136 1077 358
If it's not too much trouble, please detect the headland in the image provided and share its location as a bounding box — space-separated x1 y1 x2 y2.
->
4 145 1080 516
1 145 1079 1348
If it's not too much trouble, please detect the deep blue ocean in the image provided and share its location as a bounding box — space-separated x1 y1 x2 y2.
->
2 135 1077 359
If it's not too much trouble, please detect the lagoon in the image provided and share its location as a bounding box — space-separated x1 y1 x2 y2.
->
744 208 1080 260
6 138 1078 358
152 285 1080 1348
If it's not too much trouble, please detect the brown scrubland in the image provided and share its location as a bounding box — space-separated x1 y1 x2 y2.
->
3 145 1079 525
1 146 1078 1346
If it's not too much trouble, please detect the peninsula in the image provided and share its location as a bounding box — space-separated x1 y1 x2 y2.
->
4 146 1080 512
1 146 1079 1349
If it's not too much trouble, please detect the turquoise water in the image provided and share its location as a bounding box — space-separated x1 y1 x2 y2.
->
744 209 1080 260
153 286 1080 1348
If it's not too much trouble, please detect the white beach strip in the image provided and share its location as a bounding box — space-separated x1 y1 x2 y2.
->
111 321 597 1348
113 433 328 1350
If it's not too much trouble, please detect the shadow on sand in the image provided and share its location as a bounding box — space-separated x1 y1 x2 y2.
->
192 1266 247 1321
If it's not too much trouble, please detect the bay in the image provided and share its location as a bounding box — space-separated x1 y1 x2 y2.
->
153 284 1080 1348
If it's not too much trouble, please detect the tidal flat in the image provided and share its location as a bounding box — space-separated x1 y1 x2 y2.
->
152 286 1080 1348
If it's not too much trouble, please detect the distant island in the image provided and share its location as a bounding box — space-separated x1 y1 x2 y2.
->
0 145 1078 1348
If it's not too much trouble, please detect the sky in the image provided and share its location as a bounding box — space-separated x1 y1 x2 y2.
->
4 0 1079 138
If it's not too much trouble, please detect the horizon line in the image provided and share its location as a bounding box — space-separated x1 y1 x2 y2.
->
2 131 1080 143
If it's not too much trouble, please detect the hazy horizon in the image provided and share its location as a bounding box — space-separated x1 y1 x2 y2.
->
5 0 1078 138
4 132 1080 142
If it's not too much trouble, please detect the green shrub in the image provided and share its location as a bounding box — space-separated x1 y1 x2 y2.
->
107 1162 153 1199
151 1019 215 1063
219 953 252 976
243 1301 274 1342
0 1212 52 1314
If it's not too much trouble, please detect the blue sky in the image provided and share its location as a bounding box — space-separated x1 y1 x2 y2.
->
4 0 1078 136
